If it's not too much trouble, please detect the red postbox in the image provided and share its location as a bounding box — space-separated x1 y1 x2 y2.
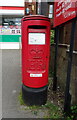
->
21 15 50 105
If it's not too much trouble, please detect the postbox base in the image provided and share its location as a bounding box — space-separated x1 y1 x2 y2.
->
22 84 47 106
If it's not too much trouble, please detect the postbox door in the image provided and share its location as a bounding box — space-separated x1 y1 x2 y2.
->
28 32 47 72
23 25 50 88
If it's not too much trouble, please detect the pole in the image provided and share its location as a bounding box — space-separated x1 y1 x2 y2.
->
53 26 59 91
64 17 76 114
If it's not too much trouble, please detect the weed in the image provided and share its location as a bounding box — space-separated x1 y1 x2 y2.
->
18 91 63 118
44 101 63 119
28 105 42 110
18 91 25 105
19 91 77 119
63 105 77 120
50 30 55 44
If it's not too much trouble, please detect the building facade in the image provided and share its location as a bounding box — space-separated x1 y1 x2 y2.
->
0 0 24 49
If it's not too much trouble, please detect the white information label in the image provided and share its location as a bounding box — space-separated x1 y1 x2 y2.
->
30 74 42 77
29 33 45 45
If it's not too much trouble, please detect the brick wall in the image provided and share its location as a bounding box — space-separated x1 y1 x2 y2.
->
24 2 37 15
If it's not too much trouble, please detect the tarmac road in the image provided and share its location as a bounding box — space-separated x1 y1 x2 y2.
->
2 50 46 118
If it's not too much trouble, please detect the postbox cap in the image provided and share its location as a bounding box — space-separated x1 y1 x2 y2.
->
22 15 50 22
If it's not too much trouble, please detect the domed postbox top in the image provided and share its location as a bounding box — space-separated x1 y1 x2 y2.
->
22 15 50 22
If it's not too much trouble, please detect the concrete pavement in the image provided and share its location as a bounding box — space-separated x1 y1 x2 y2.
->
2 50 47 118
0 50 2 119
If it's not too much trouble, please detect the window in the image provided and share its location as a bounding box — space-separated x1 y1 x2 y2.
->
12 30 15 34
48 4 53 18
2 18 21 27
17 30 20 34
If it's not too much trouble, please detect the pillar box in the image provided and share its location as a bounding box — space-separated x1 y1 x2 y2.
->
21 15 50 105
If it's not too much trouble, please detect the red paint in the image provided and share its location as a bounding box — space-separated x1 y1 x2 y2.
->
10 25 14 29
0 25 2 28
0 6 24 10
15 26 19 29
21 15 50 88
54 0 77 27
